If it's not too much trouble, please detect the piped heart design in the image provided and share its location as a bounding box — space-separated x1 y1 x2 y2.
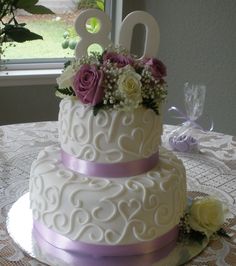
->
119 128 144 156
118 199 141 221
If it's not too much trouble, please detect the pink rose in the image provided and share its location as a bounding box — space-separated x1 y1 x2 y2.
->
103 51 133 68
144 58 167 79
73 64 104 106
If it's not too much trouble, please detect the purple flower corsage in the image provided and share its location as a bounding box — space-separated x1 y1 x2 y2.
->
169 135 198 152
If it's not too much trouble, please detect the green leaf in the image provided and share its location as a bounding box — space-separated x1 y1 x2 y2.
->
89 18 97 29
56 87 75 97
64 60 72 69
93 102 104 116
23 5 54 14
16 0 54 14
96 0 104 10
189 230 206 245
18 23 27 27
217 228 231 238
5 26 43 42
142 98 160 115
16 0 39 9
86 17 100 33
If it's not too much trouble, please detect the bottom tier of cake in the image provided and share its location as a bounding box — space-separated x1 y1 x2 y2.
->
29 145 187 256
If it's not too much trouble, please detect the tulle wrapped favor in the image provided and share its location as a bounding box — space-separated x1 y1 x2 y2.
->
167 83 209 152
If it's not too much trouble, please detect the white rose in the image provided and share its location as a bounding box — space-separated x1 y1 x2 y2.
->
56 64 76 89
117 67 142 109
188 196 226 238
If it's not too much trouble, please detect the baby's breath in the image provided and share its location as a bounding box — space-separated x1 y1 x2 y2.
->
56 46 168 115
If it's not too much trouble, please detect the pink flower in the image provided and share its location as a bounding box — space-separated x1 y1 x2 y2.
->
103 51 133 68
73 64 104 106
144 58 167 79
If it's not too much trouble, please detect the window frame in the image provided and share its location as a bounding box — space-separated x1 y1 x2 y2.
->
0 0 123 87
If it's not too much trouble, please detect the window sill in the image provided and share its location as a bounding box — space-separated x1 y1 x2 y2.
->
0 68 62 87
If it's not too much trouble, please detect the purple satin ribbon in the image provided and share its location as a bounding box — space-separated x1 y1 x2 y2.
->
61 150 159 178
33 220 178 257
33 228 176 266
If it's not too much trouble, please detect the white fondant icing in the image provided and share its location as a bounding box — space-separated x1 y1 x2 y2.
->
58 99 162 163
30 145 186 245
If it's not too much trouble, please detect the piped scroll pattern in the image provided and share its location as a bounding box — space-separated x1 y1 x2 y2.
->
30 145 186 245
58 99 162 163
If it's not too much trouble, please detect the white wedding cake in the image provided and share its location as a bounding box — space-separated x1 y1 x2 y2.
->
29 9 187 258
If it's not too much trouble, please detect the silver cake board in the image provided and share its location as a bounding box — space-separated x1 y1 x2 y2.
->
6 193 209 266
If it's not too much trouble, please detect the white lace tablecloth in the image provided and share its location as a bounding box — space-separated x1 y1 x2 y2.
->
0 122 235 265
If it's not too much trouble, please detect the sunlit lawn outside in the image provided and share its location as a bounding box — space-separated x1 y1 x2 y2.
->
3 19 104 60
3 19 75 60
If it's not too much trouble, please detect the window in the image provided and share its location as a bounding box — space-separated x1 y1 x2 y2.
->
3 1 109 59
0 0 122 86
2 1 107 61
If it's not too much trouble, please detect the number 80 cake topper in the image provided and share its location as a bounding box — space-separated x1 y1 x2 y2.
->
74 9 160 59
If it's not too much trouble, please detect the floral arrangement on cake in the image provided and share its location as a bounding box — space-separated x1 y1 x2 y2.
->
180 196 229 243
56 46 167 115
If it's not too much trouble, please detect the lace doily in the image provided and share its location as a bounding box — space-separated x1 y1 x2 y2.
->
0 122 235 265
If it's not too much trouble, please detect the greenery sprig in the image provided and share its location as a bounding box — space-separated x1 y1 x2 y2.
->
56 87 76 98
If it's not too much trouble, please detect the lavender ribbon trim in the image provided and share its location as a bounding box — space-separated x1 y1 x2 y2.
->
33 229 176 266
33 220 179 257
61 150 159 178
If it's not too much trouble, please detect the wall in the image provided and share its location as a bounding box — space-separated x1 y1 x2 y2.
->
0 85 59 125
144 0 236 135
122 0 236 135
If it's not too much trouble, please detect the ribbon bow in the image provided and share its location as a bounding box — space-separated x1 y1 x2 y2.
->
168 106 214 132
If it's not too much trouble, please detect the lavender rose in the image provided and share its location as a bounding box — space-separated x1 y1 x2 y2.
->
103 51 133 68
144 58 167 79
73 64 104 106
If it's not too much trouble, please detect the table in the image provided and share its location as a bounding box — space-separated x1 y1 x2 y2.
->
0 122 235 265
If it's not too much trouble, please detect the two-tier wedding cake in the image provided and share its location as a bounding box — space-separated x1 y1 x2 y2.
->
29 9 187 258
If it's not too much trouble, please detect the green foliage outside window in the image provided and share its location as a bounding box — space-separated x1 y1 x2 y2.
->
77 0 104 10
62 0 105 51
0 0 53 59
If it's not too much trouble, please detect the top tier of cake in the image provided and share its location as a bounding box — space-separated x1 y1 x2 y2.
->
56 44 168 167
59 98 162 164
